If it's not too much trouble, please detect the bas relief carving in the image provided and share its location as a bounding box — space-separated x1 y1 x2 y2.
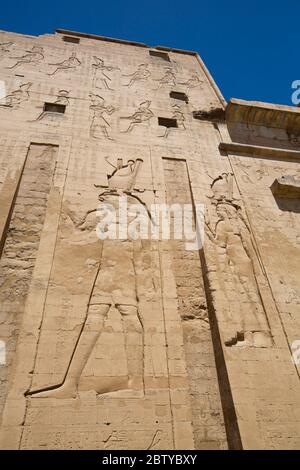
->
238 161 270 183
0 41 13 57
101 156 144 192
159 104 186 138
6 46 44 69
34 90 70 122
55 89 70 105
48 52 81 76
92 56 120 91
121 100 154 133
179 73 203 91
206 173 273 348
89 93 117 140
122 64 151 87
154 67 176 90
0 82 32 108
26 158 148 399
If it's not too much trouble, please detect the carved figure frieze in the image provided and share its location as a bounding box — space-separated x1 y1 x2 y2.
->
121 100 154 133
6 46 44 69
89 93 117 140
34 90 70 122
0 82 32 108
122 63 151 87
92 56 120 91
154 67 176 90
48 52 81 76
179 72 203 91
160 104 186 138
0 41 13 57
238 161 270 184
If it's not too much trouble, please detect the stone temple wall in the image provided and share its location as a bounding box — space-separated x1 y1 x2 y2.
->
0 29 299 449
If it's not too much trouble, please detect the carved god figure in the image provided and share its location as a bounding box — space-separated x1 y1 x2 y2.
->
26 158 149 399
206 173 273 347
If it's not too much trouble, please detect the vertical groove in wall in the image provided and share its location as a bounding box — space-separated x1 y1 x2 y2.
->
199 250 243 449
0 144 57 421
185 164 243 450
163 157 228 450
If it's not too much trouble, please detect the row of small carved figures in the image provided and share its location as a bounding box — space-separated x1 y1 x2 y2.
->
0 43 203 90
0 81 185 138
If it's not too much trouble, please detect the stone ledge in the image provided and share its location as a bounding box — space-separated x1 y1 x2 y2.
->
226 98 300 131
219 141 300 160
271 176 300 198
56 29 197 55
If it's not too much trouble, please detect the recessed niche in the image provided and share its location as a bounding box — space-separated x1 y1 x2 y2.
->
170 91 188 103
149 50 170 62
158 117 178 128
62 36 80 44
44 103 66 114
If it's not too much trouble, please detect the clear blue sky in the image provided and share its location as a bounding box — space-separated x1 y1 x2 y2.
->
1 0 298 106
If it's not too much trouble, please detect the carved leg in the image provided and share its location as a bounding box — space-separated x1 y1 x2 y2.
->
103 79 113 91
6 60 28 69
123 122 135 133
27 303 110 398
117 304 144 393
102 126 113 140
47 68 59 76
48 67 65 76
159 128 169 138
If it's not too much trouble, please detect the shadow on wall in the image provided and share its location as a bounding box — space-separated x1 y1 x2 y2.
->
273 196 300 214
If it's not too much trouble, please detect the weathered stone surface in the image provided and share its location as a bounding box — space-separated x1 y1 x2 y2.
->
0 28 299 450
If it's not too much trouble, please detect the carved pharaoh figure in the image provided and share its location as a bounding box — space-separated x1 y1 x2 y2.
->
89 93 116 140
92 56 120 90
206 173 273 347
26 158 149 399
